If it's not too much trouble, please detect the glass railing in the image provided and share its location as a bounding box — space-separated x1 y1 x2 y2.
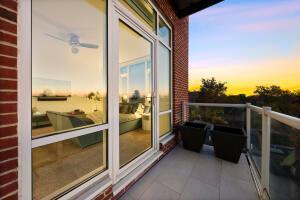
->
186 103 245 145
249 109 263 176
182 102 300 199
269 119 300 199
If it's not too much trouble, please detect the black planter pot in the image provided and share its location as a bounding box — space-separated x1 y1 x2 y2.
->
179 122 208 152
211 125 246 163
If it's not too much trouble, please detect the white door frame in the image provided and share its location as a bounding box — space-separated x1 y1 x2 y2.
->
110 1 160 184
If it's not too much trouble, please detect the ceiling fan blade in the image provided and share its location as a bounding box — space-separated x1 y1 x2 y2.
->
45 33 68 43
79 43 99 49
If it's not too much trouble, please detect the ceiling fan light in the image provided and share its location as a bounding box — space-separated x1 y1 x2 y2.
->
72 46 79 54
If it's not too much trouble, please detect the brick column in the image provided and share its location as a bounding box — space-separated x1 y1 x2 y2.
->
0 0 18 199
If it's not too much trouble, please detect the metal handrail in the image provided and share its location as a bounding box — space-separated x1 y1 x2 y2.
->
187 102 246 108
265 110 300 130
248 105 263 114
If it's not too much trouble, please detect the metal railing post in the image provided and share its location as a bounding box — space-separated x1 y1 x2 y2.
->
246 103 251 150
261 106 271 197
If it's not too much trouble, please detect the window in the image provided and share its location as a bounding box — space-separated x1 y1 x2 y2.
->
120 0 157 32
159 17 171 46
158 43 171 112
159 113 171 137
31 0 108 199
158 17 172 137
32 131 108 199
32 0 107 138
118 21 153 167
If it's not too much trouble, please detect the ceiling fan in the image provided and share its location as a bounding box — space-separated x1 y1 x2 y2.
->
45 33 99 54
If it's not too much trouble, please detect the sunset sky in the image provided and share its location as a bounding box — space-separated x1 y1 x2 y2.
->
189 0 300 95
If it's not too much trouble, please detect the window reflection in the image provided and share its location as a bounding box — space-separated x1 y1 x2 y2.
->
32 0 107 138
159 18 170 46
120 0 157 32
158 43 171 112
159 113 171 137
32 131 108 199
119 21 153 167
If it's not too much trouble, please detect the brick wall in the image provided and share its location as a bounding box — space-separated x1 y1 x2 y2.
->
154 0 189 125
0 0 18 199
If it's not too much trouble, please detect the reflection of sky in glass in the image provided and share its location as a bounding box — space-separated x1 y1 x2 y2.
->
120 58 151 99
129 62 146 97
32 77 71 96
159 18 170 45
32 0 107 97
159 43 170 96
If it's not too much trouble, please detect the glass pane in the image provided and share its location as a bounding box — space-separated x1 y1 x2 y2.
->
159 17 170 46
158 43 171 112
119 21 152 167
188 106 246 128
249 110 262 175
160 113 171 137
120 0 156 32
269 120 300 199
32 0 107 138
32 130 108 199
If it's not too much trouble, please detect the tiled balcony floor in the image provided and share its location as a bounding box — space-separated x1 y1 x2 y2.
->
120 145 259 200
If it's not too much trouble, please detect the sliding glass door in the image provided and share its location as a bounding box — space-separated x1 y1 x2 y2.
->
118 20 154 167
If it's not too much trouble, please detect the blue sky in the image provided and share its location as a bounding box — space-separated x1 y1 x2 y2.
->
189 0 300 94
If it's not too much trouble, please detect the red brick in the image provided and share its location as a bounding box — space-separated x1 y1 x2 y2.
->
0 181 17 197
0 159 17 174
104 187 112 196
0 148 17 161
0 19 17 34
0 136 17 149
0 7 17 22
0 0 18 11
0 68 17 79
0 92 17 101
0 44 17 57
0 126 17 138
0 171 17 185
2 192 17 200
0 103 16 113
0 31 17 45
0 56 17 68
0 80 17 90
95 193 104 200
0 114 17 125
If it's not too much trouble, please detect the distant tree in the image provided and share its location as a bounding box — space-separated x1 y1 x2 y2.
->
198 78 227 102
254 85 291 97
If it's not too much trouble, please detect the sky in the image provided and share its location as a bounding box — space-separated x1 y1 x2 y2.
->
189 0 300 95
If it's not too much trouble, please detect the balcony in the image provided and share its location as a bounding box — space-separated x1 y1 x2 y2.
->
119 103 300 200
120 145 257 200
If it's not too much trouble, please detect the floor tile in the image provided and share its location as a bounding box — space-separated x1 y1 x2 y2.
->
180 178 219 200
221 159 252 183
156 164 192 193
220 176 258 200
139 182 180 200
127 164 163 199
191 157 221 187
119 193 135 200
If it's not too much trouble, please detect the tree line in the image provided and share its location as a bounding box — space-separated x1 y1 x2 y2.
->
189 78 300 117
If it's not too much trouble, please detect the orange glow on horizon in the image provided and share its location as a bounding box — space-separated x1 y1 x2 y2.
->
189 56 300 95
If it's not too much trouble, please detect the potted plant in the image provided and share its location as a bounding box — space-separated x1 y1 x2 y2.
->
179 121 209 152
211 125 246 163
